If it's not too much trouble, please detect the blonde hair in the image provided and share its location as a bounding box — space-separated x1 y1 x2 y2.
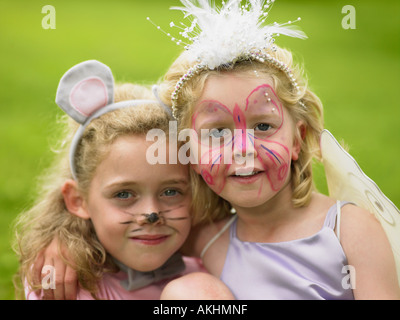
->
13 83 171 299
159 47 324 224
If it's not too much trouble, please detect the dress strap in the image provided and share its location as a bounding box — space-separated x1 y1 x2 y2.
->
336 201 342 241
324 200 352 241
200 215 237 260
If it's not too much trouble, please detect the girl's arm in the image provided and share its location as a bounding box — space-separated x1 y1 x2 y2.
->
160 272 235 300
180 217 232 277
32 236 78 300
340 204 400 299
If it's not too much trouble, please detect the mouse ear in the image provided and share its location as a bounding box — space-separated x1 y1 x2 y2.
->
55 60 114 124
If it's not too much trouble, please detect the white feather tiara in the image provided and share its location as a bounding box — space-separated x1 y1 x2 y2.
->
148 0 307 119
169 0 306 69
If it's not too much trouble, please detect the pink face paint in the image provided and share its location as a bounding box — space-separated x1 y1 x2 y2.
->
200 169 215 186
192 84 292 197
192 100 233 194
232 104 248 155
243 84 290 193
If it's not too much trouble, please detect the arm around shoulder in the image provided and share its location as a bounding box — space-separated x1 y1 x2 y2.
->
340 204 400 299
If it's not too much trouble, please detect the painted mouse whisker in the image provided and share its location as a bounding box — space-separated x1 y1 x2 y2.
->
158 204 185 215
165 217 189 221
120 220 135 225
120 205 188 225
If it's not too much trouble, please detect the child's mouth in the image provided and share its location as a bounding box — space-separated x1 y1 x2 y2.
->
130 234 169 245
234 171 261 177
230 170 263 184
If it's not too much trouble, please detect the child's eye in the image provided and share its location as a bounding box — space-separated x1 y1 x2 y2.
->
162 189 180 197
255 123 271 131
115 191 133 199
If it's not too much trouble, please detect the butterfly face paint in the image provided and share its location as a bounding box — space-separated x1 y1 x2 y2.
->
191 75 298 207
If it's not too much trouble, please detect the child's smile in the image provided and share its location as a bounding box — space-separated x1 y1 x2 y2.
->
191 73 301 209
85 135 192 272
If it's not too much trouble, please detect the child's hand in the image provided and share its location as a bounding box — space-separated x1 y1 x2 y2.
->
32 236 78 300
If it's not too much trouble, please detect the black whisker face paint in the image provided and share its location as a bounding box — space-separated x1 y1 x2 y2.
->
166 217 189 221
119 205 189 225
120 220 134 225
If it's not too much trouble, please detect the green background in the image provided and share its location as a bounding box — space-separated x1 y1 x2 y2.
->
0 0 399 299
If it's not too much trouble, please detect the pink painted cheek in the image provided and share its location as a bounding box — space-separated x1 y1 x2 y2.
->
200 169 215 185
255 141 291 192
277 163 289 181
197 149 230 195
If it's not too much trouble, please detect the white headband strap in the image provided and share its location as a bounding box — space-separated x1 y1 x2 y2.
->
152 85 173 117
68 99 156 180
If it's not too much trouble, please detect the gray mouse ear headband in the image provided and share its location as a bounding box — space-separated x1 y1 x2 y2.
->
55 60 159 180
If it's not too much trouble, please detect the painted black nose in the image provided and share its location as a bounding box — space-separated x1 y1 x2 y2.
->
147 212 160 224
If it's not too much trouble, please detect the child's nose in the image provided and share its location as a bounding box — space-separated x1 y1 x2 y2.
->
136 212 163 226
135 197 163 225
232 129 257 162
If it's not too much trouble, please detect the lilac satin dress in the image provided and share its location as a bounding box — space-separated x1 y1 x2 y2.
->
219 201 355 300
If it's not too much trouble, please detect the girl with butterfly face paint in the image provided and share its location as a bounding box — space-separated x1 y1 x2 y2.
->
159 41 399 299
191 75 298 210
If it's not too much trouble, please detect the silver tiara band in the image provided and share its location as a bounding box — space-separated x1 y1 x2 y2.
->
171 50 302 119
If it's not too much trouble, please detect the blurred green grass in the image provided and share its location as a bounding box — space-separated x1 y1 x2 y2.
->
0 0 399 299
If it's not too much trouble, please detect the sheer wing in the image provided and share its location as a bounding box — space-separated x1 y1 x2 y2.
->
320 129 400 284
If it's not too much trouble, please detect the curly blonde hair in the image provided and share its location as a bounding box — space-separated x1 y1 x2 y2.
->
159 46 324 224
13 83 171 299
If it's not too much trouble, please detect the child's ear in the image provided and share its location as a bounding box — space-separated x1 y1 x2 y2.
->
292 121 306 161
61 179 90 220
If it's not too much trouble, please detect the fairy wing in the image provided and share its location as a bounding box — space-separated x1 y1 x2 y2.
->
320 129 400 283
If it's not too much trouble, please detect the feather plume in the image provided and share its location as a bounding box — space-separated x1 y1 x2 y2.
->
169 0 307 69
